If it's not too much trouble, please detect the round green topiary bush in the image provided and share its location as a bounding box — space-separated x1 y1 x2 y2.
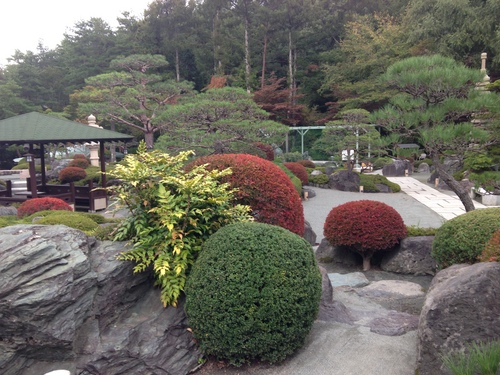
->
188 154 305 236
324 200 407 270
432 208 500 268
480 228 500 262
185 222 322 366
284 162 309 185
59 166 87 183
17 197 73 218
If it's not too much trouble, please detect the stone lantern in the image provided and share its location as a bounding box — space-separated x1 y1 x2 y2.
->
86 114 102 167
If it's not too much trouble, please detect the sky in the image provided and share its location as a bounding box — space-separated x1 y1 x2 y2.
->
0 0 152 67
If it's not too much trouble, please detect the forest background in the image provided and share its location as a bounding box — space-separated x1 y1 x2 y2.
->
1 0 499 162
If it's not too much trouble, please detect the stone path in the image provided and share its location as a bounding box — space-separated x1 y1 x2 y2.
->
386 176 488 220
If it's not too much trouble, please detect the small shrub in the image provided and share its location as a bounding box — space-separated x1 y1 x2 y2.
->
297 159 316 168
453 170 465 181
432 208 500 268
280 152 304 162
464 152 494 172
189 154 305 236
373 157 394 170
185 222 322 366
284 162 309 185
77 166 102 186
324 200 407 270
59 167 86 183
93 223 121 240
309 173 329 185
73 154 88 159
0 216 19 228
252 142 275 161
359 173 401 193
406 225 437 237
17 197 73 218
479 228 500 262
68 158 90 169
34 211 99 232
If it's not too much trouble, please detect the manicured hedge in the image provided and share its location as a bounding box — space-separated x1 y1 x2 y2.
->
188 154 304 235
324 200 407 270
284 162 309 185
185 222 321 366
17 197 73 218
59 166 86 183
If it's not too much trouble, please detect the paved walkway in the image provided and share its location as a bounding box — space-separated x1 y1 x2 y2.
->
386 176 488 221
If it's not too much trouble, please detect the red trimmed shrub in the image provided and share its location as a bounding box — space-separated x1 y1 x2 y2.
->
73 154 87 159
297 159 316 168
188 154 304 236
59 167 87 183
68 158 90 169
323 200 407 271
480 229 500 262
252 142 275 161
284 162 309 185
17 197 72 218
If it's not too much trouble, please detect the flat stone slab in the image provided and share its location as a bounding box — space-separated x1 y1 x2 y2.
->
328 272 370 288
357 280 425 298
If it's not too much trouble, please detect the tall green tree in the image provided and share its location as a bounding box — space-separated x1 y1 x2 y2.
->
403 0 500 74
72 54 194 148
372 55 500 211
155 87 288 155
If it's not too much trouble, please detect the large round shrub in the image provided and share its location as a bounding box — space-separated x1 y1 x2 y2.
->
17 197 73 218
284 162 309 185
432 208 500 268
188 154 304 235
185 222 322 366
59 166 87 183
324 200 407 271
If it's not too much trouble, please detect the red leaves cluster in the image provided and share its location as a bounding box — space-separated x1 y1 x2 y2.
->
189 154 304 236
17 197 72 218
296 160 316 169
480 229 500 262
59 167 87 184
323 200 407 254
252 142 275 161
284 162 309 186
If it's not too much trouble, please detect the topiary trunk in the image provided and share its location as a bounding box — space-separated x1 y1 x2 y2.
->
362 255 371 271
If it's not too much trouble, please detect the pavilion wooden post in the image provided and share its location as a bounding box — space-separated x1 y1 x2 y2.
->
100 142 106 188
26 153 38 198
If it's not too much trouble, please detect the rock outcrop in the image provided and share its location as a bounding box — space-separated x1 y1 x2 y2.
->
382 159 412 177
0 224 202 375
328 170 360 192
381 236 437 276
416 262 500 375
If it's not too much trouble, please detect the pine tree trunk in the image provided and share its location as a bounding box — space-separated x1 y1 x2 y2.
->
244 16 251 93
261 30 268 89
433 156 475 212
175 48 180 82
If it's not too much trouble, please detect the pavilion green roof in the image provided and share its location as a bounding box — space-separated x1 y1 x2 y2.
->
0 112 133 145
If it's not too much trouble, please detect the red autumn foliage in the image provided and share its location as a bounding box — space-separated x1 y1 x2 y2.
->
480 229 500 262
296 159 316 169
188 154 304 236
73 154 87 159
206 75 227 89
284 162 309 185
59 167 87 184
68 158 90 169
323 200 407 270
17 197 73 218
252 142 275 161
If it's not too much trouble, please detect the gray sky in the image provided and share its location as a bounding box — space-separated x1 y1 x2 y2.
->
0 0 151 67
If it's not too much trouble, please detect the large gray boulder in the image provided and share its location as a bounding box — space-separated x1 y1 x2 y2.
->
0 224 202 375
303 220 317 246
328 170 360 192
382 159 412 177
416 262 500 375
381 236 437 276
315 238 359 265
